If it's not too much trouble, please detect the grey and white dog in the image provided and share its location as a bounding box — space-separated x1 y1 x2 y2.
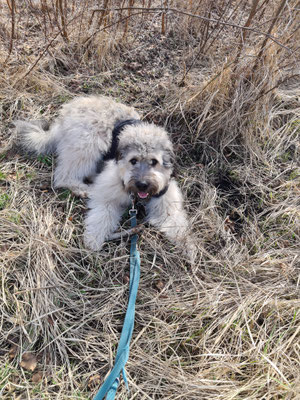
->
15 96 196 262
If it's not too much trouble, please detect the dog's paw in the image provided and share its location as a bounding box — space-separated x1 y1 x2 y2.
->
83 228 107 251
83 235 104 251
66 183 90 198
72 189 88 198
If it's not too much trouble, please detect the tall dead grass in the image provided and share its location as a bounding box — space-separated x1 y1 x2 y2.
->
0 1 299 399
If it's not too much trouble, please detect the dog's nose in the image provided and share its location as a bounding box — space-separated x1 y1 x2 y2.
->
136 181 149 191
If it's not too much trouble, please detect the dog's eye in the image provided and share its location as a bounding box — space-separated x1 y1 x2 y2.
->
151 159 158 166
130 158 137 165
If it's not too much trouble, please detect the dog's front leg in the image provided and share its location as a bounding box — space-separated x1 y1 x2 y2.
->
84 202 125 251
146 180 197 263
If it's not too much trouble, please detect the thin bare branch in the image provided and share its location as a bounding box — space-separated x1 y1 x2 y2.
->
90 6 293 52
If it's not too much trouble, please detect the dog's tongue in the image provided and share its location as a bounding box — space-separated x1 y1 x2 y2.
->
138 192 149 199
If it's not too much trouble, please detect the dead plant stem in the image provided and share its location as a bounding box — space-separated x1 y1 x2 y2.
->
4 0 16 65
90 6 292 52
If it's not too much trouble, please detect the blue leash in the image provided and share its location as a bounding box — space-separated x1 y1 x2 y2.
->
93 205 140 400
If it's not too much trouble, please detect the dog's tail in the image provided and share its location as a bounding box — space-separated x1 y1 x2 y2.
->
14 119 58 155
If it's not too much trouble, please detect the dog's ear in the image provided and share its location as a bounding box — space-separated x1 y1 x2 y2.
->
163 149 178 177
162 149 175 169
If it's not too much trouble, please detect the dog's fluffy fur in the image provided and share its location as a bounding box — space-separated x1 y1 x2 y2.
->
15 96 196 262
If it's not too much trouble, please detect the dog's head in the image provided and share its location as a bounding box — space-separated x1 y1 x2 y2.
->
116 123 174 200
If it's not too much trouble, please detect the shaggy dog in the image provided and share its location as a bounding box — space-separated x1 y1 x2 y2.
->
15 96 196 262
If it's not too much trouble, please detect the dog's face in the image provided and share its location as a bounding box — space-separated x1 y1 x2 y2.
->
117 148 173 200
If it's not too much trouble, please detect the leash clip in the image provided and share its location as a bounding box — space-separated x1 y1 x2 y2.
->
129 193 137 216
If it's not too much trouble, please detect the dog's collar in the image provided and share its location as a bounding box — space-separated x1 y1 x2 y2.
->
152 185 169 198
103 119 141 161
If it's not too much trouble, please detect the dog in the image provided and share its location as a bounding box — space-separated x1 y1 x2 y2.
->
15 95 196 262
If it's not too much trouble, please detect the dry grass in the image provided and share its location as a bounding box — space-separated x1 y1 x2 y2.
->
0 1 300 399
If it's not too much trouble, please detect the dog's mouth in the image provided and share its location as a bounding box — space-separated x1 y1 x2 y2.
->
137 192 149 199
125 179 160 200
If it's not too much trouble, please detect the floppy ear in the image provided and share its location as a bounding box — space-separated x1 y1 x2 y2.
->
162 148 175 169
163 148 179 177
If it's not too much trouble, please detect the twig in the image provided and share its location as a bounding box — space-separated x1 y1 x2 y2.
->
4 0 16 65
90 6 292 52
254 73 300 101
83 11 157 46
13 12 81 86
234 0 260 65
107 224 144 241
254 0 288 66
123 0 135 39
57 0 68 41
180 0 235 84
161 0 168 35
13 30 61 86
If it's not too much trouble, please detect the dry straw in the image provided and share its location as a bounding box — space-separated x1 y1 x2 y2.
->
0 0 299 399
